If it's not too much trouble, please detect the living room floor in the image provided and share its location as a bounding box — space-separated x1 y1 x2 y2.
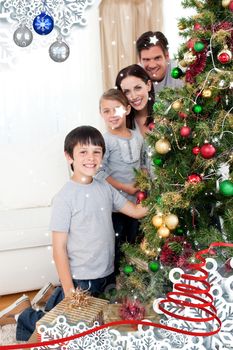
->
0 290 38 311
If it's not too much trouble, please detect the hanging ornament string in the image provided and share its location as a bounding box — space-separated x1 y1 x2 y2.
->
220 106 233 138
158 242 233 336
194 68 215 104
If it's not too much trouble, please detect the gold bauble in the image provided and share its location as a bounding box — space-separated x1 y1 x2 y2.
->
157 225 170 238
222 0 231 7
140 238 156 257
178 22 186 30
179 59 188 68
183 51 196 64
152 214 163 228
172 100 182 111
202 88 212 98
155 139 171 154
194 0 204 8
164 214 179 230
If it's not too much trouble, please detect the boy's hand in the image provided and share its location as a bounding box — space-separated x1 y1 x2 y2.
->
65 287 76 298
123 183 139 195
120 200 148 219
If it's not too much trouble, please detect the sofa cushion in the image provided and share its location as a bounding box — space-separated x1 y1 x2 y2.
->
0 207 52 251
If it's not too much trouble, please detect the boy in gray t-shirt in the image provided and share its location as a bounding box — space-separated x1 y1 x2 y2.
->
51 125 147 296
0 125 147 342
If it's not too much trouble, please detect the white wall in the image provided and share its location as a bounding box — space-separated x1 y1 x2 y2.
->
0 1 103 211
162 0 195 58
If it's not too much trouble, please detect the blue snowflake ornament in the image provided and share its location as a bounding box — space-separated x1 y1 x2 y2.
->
33 12 54 35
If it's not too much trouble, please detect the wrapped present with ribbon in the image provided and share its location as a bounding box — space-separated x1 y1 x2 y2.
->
103 299 159 332
36 288 109 330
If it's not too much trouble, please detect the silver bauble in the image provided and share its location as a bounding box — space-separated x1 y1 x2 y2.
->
13 25 33 47
49 39 70 63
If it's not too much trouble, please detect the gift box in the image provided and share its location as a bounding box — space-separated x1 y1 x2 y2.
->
36 293 108 330
103 302 159 332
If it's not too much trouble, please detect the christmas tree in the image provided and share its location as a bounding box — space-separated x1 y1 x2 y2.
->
116 0 233 305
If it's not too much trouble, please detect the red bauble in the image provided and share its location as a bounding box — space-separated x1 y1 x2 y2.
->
217 52 231 64
148 122 155 131
178 111 188 118
136 191 147 203
188 174 202 183
192 146 200 155
180 126 191 137
194 23 203 31
186 38 196 49
229 1 233 11
200 143 216 159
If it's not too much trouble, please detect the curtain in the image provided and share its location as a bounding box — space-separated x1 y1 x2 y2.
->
99 0 163 90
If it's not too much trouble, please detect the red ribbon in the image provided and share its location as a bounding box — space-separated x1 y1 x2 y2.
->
159 242 233 336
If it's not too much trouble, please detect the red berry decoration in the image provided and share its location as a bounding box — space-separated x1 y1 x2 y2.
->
136 191 147 203
188 174 202 183
192 146 200 155
200 143 216 159
178 112 188 119
180 126 191 137
229 1 233 11
148 122 155 131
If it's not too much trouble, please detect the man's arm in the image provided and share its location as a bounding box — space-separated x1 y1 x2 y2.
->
52 231 74 297
119 200 148 219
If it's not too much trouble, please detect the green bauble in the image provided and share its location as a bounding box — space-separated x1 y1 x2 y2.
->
152 156 163 166
171 67 183 79
194 41 205 52
156 195 162 205
148 261 160 272
153 101 163 112
219 180 233 197
192 104 203 114
123 265 134 275
174 227 185 235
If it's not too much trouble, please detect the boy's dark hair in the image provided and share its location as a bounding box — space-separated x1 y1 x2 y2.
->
115 64 155 129
64 126 105 170
99 88 129 109
136 31 169 57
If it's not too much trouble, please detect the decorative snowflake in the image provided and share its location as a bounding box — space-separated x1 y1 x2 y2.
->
2 0 95 35
0 25 15 70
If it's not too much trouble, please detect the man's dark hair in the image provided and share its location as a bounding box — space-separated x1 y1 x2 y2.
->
136 31 169 57
64 126 105 170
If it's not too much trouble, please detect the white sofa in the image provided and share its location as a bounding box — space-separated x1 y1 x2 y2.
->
0 206 59 296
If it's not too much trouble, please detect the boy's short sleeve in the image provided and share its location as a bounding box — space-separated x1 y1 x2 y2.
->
50 195 71 233
109 184 128 212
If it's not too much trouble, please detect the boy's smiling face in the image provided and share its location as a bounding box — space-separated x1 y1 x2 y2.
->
66 143 103 183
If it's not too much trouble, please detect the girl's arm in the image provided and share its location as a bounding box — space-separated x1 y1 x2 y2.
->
52 231 75 297
106 175 139 195
119 200 148 219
